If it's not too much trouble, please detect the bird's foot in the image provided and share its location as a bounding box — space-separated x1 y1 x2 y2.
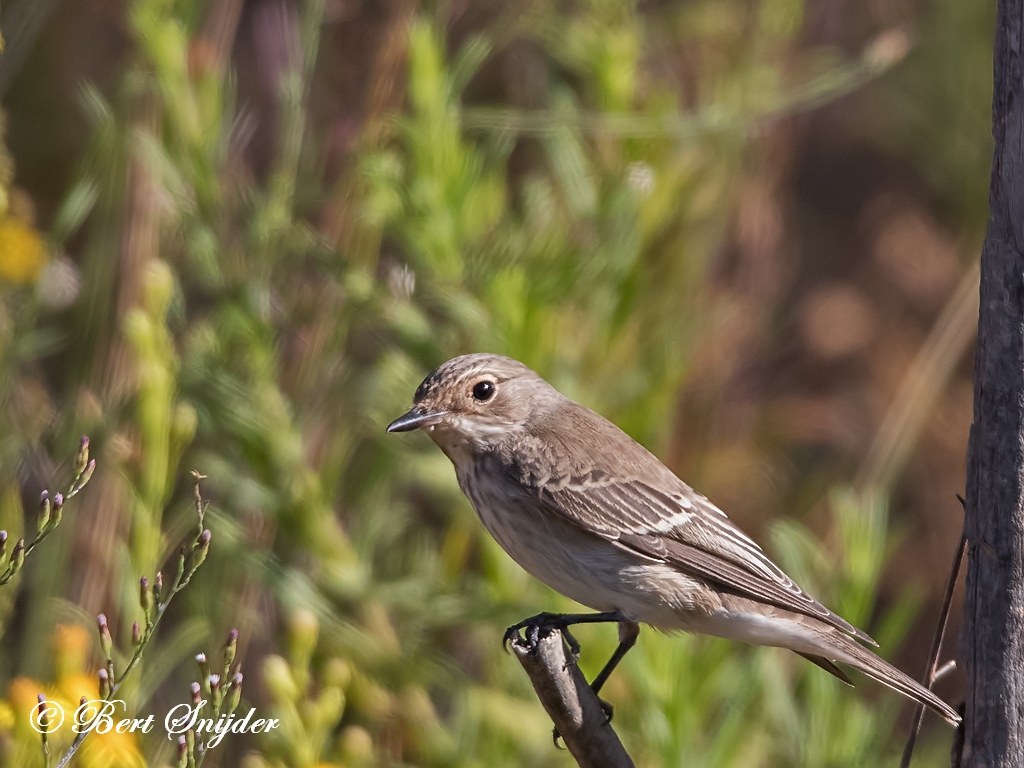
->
503 612 582 658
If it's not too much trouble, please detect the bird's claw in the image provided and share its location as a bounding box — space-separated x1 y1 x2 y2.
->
503 612 580 655
528 621 542 649
502 626 519 653
562 628 582 662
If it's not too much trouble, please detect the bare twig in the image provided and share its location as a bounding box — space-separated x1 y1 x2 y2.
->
460 32 909 141
510 630 634 768
38 694 50 768
899 526 967 768
857 263 979 490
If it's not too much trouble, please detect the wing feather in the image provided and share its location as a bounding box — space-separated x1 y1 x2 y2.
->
538 477 876 645
507 401 876 645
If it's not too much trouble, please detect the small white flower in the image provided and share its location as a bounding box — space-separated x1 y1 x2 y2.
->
387 262 415 300
625 162 655 197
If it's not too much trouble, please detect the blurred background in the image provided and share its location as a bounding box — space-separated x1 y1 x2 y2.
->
0 0 992 765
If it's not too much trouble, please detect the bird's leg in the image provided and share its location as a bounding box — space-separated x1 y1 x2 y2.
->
581 620 641 727
590 621 640 696
503 610 626 653
560 627 582 662
504 611 632 745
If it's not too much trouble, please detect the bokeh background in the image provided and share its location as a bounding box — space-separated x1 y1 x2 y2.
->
0 0 992 765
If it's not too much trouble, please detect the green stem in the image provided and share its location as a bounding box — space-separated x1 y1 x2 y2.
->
0 458 94 586
54 477 210 768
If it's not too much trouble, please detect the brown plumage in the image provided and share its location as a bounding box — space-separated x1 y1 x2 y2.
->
387 352 960 726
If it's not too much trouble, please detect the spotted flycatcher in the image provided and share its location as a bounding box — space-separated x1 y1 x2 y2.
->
387 353 959 725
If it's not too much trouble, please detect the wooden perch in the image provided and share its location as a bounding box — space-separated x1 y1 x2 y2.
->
961 0 1024 762
510 630 635 768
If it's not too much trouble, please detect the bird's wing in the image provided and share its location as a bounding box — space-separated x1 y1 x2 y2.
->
535 474 875 645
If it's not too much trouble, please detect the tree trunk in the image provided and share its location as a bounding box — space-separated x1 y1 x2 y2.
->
961 0 1024 763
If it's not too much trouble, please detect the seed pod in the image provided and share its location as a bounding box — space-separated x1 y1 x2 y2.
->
140 576 153 617
75 436 90 477
37 694 48 736
224 628 238 668
76 459 96 491
175 546 187 582
51 494 64 528
38 492 51 532
226 672 243 714
192 530 211 569
10 539 25 575
209 674 222 711
97 614 112 659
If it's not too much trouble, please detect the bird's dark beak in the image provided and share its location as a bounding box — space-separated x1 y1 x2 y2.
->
386 407 448 433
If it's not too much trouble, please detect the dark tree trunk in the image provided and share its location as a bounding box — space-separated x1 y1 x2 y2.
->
961 0 1024 763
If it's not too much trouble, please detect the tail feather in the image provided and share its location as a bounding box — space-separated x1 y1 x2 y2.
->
796 652 854 686
814 631 960 726
683 601 960 725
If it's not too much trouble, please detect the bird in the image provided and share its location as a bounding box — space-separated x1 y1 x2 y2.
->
386 352 960 726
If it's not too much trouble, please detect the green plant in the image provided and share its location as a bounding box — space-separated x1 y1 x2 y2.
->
54 473 213 768
0 437 93 587
0 0 973 765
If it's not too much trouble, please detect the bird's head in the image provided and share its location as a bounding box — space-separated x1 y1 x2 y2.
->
387 353 553 452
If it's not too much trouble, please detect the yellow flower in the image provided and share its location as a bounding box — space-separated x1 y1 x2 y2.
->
49 672 146 768
0 217 45 284
78 725 148 768
54 672 100 707
5 629 147 768
7 676 45 738
53 624 92 682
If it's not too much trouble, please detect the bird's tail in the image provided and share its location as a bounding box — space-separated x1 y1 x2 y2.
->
814 628 960 726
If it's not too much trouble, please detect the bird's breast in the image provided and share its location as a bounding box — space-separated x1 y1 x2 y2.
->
455 458 643 613
456 459 537 555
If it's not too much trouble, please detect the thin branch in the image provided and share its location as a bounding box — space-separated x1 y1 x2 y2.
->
460 32 909 140
54 473 212 768
510 630 634 768
0 438 95 586
899 525 967 768
38 695 50 768
857 263 979 490
178 630 242 767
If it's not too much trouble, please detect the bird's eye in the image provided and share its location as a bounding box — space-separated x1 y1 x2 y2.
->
472 381 495 402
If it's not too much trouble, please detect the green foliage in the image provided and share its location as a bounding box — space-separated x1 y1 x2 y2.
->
765 491 922 767
0 0 972 765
